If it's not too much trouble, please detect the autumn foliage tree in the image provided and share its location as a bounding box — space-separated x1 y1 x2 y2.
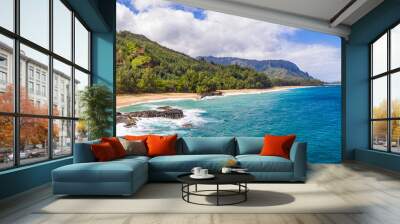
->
0 85 59 153
372 99 400 144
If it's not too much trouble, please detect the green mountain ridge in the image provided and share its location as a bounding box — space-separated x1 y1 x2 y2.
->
116 31 322 94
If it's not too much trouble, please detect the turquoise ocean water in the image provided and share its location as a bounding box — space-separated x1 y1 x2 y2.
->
118 86 342 163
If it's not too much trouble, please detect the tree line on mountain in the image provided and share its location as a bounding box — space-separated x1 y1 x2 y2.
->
116 31 322 94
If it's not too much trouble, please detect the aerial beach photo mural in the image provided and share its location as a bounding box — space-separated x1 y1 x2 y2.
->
116 0 342 163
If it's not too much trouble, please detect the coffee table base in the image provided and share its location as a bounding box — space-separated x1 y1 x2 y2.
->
181 183 248 206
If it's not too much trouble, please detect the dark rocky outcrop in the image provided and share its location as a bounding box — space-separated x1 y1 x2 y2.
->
128 107 183 119
117 106 184 127
116 113 138 128
200 91 223 98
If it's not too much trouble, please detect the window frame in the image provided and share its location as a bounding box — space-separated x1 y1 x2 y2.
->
0 0 92 171
370 21 400 154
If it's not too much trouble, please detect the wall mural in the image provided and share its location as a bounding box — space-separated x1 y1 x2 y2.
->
116 0 342 163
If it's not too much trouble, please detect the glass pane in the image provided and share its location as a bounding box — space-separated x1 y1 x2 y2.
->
53 119 72 157
0 0 14 31
20 44 49 115
20 0 49 49
75 120 88 143
53 0 72 60
53 59 72 117
372 76 387 119
372 121 388 151
74 18 89 70
0 35 14 112
20 117 49 165
391 72 400 118
391 120 400 153
0 116 14 170
372 33 387 76
392 24 400 70
74 69 89 118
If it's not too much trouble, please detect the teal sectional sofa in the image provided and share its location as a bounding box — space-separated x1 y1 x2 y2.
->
52 137 307 196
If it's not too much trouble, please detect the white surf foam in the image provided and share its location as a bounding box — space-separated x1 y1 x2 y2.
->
116 108 210 136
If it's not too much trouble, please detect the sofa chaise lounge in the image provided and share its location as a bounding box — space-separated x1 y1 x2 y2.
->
52 137 307 196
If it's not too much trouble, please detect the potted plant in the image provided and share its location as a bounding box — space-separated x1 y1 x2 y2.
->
79 84 113 140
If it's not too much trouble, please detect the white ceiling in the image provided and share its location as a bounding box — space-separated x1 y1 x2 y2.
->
171 0 384 38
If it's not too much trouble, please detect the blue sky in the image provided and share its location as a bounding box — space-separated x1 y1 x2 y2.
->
117 0 341 82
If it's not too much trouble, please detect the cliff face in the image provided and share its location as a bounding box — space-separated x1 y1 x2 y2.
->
198 56 323 86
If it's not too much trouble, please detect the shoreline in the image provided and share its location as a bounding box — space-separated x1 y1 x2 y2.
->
116 86 310 109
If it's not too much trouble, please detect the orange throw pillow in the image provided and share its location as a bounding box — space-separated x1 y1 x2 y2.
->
146 135 177 157
101 137 126 158
260 135 296 159
125 135 149 141
91 142 117 162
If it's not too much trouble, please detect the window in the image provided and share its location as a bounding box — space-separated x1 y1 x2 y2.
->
28 81 34 94
75 18 90 70
0 116 14 170
0 0 91 170
20 0 49 48
0 54 7 67
0 34 14 113
35 70 40 81
0 0 14 32
53 119 72 158
28 67 34 80
53 59 72 117
74 69 89 118
370 23 400 153
0 71 7 84
0 53 7 86
35 84 40 95
53 0 72 60
42 85 46 97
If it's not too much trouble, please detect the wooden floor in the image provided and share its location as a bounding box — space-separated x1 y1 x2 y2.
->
1 162 400 224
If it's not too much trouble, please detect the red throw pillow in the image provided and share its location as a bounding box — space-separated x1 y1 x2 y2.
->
146 135 177 157
125 135 149 141
91 142 117 162
260 135 296 159
101 137 127 158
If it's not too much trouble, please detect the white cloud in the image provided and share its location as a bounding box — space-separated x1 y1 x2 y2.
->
117 1 341 82
132 0 172 11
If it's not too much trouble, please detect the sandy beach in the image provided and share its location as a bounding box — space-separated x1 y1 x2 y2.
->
116 86 307 109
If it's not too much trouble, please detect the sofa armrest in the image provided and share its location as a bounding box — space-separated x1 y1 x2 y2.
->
73 140 100 163
289 142 307 182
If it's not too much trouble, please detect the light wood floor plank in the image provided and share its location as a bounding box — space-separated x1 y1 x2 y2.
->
1 162 400 224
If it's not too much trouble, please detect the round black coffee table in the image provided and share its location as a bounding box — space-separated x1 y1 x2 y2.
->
177 173 255 206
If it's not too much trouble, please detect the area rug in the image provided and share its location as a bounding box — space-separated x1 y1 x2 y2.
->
37 183 362 214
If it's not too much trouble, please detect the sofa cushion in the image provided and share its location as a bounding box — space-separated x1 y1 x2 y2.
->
149 154 235 172
147 135 177 157
119 138 147 156
53 159 147 183
115 155 150 163
101 137 127 158
260 135 296 159
91 142 118 162
179 137 235 155
236 155 293 172
235 137 263 155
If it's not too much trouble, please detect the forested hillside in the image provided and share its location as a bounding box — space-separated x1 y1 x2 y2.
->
116 31 321 94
